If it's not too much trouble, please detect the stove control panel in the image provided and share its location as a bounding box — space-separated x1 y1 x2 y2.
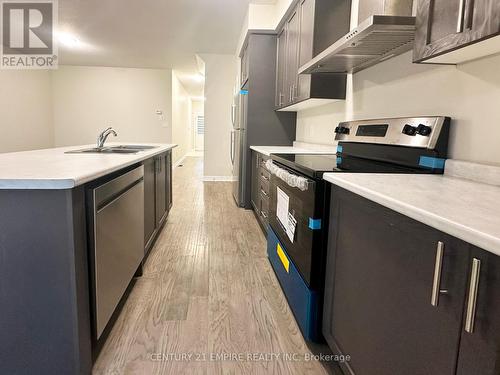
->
335 117 449 150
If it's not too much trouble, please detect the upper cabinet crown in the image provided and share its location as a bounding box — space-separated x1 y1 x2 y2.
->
413 0 500 63
275 0 352 112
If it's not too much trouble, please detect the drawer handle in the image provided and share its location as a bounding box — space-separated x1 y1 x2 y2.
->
261 211 268 219
465 258 481 333
261 174 269 181
431 241 448 307
260 189 269 197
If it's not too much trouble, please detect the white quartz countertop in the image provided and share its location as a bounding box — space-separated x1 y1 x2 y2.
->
250 145 336 156
323 173 500 257
0 143 177 190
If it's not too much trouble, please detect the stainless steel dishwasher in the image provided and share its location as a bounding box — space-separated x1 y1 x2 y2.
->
88 165 144 339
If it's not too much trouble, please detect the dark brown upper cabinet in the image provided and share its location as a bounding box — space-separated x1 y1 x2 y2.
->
240 44 250 87
413 0 500 64
275 0 351 112
276 28 287 107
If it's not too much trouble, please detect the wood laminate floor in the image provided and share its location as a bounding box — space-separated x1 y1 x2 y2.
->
93 157 338 375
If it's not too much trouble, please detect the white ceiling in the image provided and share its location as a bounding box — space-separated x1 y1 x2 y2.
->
58 0 276 96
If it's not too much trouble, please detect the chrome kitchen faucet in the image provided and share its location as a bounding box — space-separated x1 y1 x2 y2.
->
97 127 118 148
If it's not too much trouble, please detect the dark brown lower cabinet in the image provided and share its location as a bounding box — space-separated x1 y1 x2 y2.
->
324 186 470 375
165 150 172 212
251 150 260 212
144 157 156 248
456 247 500 374
155 154 167 225
144 150 172 255
250 150 270 233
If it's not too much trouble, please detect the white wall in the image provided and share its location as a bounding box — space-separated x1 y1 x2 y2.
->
236 0 294 55
171 71 192 163
199 54 238 179
0 70 53 153
296 51 500 164
248 4 277 29
51 66 172 147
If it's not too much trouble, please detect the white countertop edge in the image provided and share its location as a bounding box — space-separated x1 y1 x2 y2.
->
323 173 500 257
0 143 177 190
0 179 76 190
69 144 178 187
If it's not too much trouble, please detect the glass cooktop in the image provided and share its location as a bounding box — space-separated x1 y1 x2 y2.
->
271 153 422 179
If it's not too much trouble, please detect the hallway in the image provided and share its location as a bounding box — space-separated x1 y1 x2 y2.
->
93 156 334 375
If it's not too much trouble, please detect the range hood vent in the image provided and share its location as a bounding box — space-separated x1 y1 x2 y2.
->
299 15 415 75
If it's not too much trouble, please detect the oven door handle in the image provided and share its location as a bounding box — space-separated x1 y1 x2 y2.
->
265 159 313 191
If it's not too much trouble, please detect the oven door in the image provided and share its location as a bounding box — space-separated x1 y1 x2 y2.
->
269 165 318 287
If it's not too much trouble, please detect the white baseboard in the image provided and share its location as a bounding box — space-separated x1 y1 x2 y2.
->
202 176 236 182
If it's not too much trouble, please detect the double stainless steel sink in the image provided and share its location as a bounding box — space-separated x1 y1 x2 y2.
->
66 145 158 154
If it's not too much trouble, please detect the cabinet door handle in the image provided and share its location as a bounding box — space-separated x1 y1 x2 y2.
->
260 189 269 197
465 258 481 333
457 0 466 32
465 0 475 30
261 210 268 219
431 241 446 307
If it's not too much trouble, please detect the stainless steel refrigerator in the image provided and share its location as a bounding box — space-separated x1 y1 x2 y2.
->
231 86 247 206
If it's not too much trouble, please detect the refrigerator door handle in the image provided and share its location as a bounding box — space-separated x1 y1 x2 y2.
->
230 130 235 164
231 104 236 126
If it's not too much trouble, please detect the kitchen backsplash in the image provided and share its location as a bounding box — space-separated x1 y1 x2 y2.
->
296 51 500 165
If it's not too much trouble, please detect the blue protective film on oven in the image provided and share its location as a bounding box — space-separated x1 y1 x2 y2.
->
308 218 322 230
419 156 446 170
240 89 249 95
336 145 343 153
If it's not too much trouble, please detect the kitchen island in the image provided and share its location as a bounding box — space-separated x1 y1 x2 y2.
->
0 143 176 375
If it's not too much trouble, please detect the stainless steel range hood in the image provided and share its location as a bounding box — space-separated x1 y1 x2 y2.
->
299 2 416 75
